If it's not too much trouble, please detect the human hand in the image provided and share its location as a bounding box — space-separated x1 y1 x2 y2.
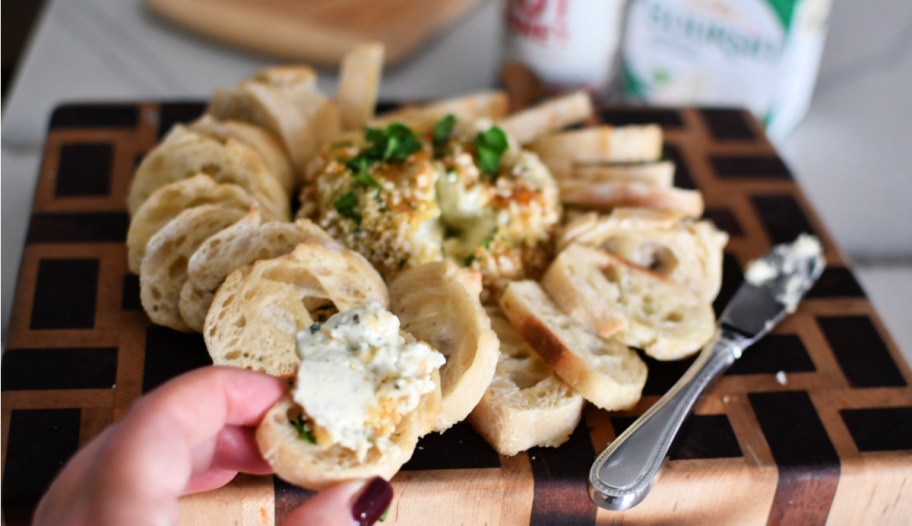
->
32 366 393 526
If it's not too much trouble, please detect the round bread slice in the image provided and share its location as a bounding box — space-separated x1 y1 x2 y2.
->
140 205 246 332
388 261 499 432
179 212 335 332
499 280 647 411
203 242 389 379
558 179 704 218
558 209 729 302
127 125 290 220
542 244 715 360
257 379 439 491
189 115 295 196
208 66 340 183
468 307 584 456
127 174 256 274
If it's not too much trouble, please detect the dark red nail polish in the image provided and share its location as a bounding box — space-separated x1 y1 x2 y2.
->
351 477 393 526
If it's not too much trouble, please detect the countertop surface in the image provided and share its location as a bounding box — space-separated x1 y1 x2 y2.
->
2 0 910 360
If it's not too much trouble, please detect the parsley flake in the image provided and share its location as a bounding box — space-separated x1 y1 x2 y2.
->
290 415 316 444
379 505 391 522
432 114 456 154
364 122 422 163
475 126 508 178
334 192 361 224
354 172 383 190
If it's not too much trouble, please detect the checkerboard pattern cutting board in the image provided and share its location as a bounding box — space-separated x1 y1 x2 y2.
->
2 102 911 525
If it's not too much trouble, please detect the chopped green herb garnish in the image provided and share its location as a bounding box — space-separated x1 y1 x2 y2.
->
432 114 456 152
343 122 422 188
334 192 361 224
463 254 476 267
364 122 422 163
290 415 316 444
475 126 508 178
379 505 391 522
354 172 383 190
481 229 496 249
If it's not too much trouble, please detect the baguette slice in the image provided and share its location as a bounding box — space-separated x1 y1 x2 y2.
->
529 125 663 167
209 66 340 182
204 242 388 379
559 209 729 302
127 174 255 274
559 179 704 218
559 161 676 188
337 42 385 131
257 384 438 491
189 115 295 196
127 125 290 220
179 212 335 332
500 281 647 411
543 245 715 360
468 306 584 456
140 205 246 332
499 91 593 145
389 261 499 432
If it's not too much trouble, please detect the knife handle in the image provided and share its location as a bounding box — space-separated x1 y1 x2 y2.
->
588 330 745 511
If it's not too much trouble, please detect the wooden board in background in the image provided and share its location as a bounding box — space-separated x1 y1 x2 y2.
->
2 102 911 525
145 0 482 66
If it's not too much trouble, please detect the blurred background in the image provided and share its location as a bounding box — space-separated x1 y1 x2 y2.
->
2 0 910 359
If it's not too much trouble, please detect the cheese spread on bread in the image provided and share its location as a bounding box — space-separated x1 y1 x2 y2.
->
293 301 444 461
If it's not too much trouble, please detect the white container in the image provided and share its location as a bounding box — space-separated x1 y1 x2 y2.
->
504 0 628 93
621 0 832 142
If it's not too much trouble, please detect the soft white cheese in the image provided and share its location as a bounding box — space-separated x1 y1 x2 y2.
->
293 301 445 461
744 233 823 312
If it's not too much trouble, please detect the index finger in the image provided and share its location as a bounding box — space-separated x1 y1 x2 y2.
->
127 366 287 445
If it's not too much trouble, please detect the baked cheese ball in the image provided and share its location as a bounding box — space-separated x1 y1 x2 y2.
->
310 116 561 291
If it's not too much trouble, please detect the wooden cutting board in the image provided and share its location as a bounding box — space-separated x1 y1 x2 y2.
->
2 101 911 525
145 0 482 66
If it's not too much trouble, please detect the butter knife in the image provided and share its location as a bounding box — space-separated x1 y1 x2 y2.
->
588 234 826 511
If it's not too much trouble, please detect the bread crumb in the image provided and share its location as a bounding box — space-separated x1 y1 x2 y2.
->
775 371 787 385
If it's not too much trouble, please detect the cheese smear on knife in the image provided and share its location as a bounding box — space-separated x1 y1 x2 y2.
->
293 302 444 461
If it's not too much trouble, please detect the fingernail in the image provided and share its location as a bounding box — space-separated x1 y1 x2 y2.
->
350 477 393 526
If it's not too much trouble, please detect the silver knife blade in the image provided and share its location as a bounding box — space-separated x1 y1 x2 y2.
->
589 234 826 511
721 233 826 346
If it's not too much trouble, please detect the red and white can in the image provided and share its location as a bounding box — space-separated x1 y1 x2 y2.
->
504 0 627 93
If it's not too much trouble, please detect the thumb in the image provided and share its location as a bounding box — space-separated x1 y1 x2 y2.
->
283 477 393 526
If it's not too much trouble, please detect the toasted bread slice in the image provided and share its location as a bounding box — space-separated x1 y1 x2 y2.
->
499 281 646 411
499 91 593 145
555 161 675 188
559 209 729 301
388 261 499 432
204 242 388 379
257 388 437 490
208 66 340 182
140 205 245 332
543 245 716 360
127 174 256 274
468 306 584 456
179 212 335 331
189 115 295 196
559 179 704 218
530 125 663 169
128 125 290 220
337 42 385 131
